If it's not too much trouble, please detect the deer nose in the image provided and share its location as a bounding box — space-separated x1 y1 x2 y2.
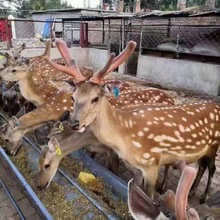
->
70 120 79 130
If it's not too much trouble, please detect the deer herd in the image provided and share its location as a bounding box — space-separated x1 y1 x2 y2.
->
0 39 220 219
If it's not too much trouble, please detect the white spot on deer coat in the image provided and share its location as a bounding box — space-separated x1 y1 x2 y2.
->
210 113 215 120
138 131 144 137
147 121 152 125
143 153 150 159
132 141 142 148
148 134 154 139
164 122 172 127
179 124 185 133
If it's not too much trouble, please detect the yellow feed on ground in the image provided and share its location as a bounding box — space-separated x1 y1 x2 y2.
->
79 172 96 184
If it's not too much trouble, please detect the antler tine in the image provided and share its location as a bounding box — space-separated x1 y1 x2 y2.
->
159 190 176 214
44 57 85 82
90 53 116 84
175 166 197 220
187 208 200 220
56 39 76 67
105 40 137 74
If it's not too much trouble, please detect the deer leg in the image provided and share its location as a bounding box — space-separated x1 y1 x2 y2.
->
109 152 119 175
200 160 216 204
190 157 208 198
142 165 159 199
156 165 170 194
90 152 96 159
200 155 217 204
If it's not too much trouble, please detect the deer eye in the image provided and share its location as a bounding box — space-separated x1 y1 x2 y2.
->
91 97 99 103
12 69 16 73
44 164 50 169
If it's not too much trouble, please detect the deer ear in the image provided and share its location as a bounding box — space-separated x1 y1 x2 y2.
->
48 136 62 155
9 116 19 129
4 52 11 59
128 179 162 220
102 81 123 98
49 80 76 93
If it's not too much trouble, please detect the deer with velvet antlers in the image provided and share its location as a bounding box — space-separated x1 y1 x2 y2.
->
0 39 174 158
45 39 220 202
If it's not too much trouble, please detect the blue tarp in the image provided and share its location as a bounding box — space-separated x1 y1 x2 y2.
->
42 18 54 39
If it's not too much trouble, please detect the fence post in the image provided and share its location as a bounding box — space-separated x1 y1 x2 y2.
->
108 19 111 54
5 18 11 49
139 18 144 55
80 22 85 47
118 18 126 74
102 19 105 46
167 18 171 38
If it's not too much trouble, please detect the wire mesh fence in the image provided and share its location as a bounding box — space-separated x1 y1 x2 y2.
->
141 17 220 57
0 12 219 75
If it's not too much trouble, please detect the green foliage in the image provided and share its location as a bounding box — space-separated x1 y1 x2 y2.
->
124 0 218 11
7 0 72 18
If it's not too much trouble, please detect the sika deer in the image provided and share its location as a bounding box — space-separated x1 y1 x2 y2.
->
47 39 220 202
37 130 119 190
0 39 175 158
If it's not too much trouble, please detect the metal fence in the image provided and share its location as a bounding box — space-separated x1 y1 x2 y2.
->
141 17 220 58
0 15 220 75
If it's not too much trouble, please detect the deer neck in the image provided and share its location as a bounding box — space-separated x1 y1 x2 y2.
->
57 128 97 160
18 73 44 106
91 97 128 156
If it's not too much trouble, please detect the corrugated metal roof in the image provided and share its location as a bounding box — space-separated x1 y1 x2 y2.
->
31 7 220 20
31 7 116 14
137 7 220 18
62 14 133 21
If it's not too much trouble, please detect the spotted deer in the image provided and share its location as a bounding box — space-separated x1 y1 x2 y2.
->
47 39 220 202
0 39 175 159
0 42 26 68
36 125 119 190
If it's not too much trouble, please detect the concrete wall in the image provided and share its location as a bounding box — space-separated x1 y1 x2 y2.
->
0 47 109 71
137 54 220 96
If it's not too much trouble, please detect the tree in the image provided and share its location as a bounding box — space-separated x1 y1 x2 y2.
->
9 0 72 18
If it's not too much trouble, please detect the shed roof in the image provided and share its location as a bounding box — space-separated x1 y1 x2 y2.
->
31 7 116 14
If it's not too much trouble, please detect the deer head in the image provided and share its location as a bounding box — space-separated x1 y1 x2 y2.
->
0 43 26 68
1 58 31 81
37 136 61 190
36 121 120 190
12 43 26 60
0 107 26 155
44 39 137 131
